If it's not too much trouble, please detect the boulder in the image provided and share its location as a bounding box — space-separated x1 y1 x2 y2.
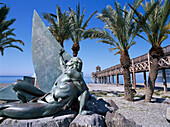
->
70 113 105 127
105 111 141 127
86 97 115 116
0 110 76 127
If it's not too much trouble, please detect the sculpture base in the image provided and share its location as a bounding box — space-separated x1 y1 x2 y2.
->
0 110 76 127
0 98 141 127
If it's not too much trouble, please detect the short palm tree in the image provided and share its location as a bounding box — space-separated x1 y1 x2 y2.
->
0 5 24 56
83 0 145 101
68 3 97 57
128 0 170 102
43 5 72 47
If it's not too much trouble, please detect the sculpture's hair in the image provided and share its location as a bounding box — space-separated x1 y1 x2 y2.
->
70 57 82 72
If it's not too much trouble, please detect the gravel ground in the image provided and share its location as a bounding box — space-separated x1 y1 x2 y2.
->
88 83 170 127
102 97 169 127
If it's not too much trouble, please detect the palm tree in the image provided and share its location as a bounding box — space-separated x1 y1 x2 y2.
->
128 0 170 102
68 3 97 57
0 5 24 56
83 0 145 101
43 5 72 47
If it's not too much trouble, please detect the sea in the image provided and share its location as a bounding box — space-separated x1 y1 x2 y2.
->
0 76 92 84
0 73 169 84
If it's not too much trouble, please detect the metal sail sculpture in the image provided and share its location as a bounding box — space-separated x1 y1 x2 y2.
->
32 10 71 93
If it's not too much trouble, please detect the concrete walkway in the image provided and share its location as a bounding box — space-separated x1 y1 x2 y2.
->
87 83 170 92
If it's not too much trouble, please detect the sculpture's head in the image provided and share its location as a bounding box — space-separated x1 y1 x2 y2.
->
66 57 82 72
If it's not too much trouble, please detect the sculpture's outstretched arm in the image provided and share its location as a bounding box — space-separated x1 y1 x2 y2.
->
59 49 66 72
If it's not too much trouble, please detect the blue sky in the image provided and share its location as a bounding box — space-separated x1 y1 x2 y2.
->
0 0 169 77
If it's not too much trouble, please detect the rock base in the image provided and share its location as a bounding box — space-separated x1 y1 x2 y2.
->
70 114 105 127
0 110 76 127
0 98 141 127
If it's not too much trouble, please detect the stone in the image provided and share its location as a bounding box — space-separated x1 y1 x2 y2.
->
70 113 105 127
107 93 115 97
105 111 141 127
107 99 119 112
0 110 76 127
32 10 71 93
151 98 157 102
166 107 170 123
163 98 170 104
86 97 111 116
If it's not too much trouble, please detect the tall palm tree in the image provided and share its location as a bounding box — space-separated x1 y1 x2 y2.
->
83 0 145 101
0 5 24 56
43 5 72 47
128 0 170 102
68 3 97 57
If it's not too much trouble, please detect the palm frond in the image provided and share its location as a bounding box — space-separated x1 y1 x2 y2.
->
82 10 97 30
114 50 121 55
83 28 116 44
0 5 24 55
158 35 168 46
3 45 23 52
129 0 169 47
43 5 72 45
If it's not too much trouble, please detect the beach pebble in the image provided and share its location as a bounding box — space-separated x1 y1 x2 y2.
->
163 98 170 104
107 99 119 111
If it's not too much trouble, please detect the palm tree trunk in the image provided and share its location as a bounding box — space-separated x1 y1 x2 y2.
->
123 67 134 101
145 46 164 102
145 58 159 102
72 43 80 57
120 52 133 101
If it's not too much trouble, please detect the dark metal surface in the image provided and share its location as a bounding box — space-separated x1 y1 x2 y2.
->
0 85 18 100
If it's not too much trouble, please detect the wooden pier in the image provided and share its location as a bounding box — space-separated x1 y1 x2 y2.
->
91 45 170 92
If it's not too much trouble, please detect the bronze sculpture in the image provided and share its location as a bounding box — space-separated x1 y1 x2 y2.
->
0 49 91 118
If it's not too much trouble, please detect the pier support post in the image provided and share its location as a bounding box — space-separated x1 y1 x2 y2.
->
162 69 167 93
91 74 94 84
143 71 147 89
103 76 106 84
116 74 119 86
95 77 97 84
108 76 110 84
99 77 101 84
111 75 113 84
106 76 108 84
168 56 170 64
